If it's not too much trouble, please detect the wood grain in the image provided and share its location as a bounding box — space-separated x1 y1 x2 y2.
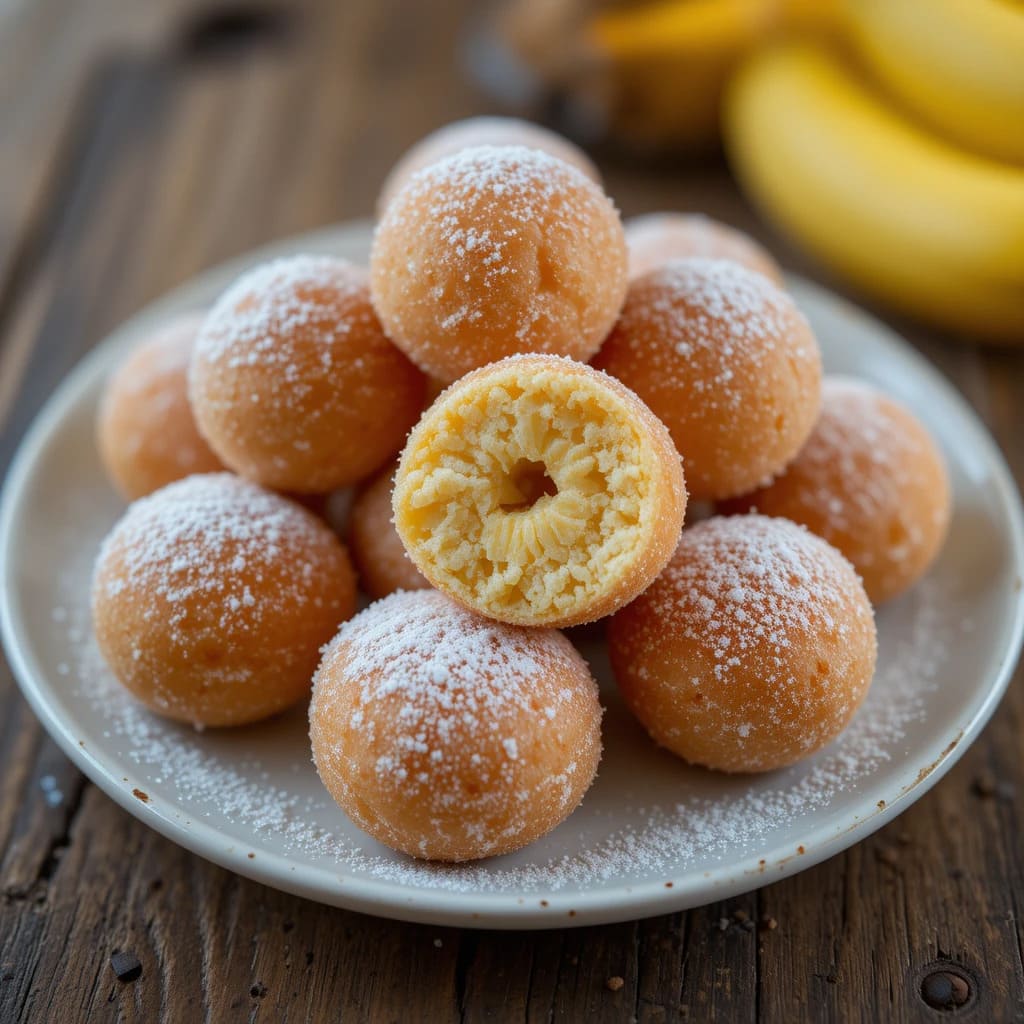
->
1 1 1023 1022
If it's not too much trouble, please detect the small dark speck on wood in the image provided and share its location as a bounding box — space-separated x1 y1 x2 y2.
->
110 951 142 983
178 5 297 61
921 970 971 1010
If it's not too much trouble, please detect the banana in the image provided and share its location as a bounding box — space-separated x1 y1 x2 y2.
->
844 0 1024 166
582 0 840 150
724 43 1024 345
588 0 839 59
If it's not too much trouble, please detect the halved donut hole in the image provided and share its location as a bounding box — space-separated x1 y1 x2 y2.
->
499 459 558 512
392 356 687 626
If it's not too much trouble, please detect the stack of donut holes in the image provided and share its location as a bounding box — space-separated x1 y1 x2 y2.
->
92 116 950 863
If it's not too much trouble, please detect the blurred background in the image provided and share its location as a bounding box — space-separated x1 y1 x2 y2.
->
2 0 1020 397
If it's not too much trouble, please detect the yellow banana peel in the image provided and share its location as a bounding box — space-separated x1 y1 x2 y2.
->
589 0 839 58
845 0 1024 166
583 0 841 150
725 42 1024 344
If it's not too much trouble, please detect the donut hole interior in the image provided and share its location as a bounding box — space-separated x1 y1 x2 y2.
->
499 459 558 511
396 363 661 622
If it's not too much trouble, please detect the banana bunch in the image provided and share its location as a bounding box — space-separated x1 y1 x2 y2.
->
724 7 1024 345
843 0 1024 167
585 0 1024 343
584 0 840 151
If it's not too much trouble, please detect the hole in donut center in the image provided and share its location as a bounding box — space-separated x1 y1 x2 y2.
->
499 459 558 512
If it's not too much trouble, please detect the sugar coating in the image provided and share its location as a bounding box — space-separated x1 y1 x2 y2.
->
92 473 357 727
593 257 822 501
370 146 628 382
624 213 783 283
393 354 687 627
190 255 425 493
97 313 223 499
608 514 877 772
310 590 603 861
377 116 601 215
721 377 951 605
66 539 953 894
348 463 430 599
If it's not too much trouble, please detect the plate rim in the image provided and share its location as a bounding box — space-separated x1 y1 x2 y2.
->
2 221 1023 929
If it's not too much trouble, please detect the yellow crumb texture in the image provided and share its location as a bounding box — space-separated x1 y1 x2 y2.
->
393 357 686 626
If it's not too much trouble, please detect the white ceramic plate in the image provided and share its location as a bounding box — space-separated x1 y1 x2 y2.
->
2 221 1023 929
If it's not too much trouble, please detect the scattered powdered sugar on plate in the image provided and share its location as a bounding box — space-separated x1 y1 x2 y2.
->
59 513 957 892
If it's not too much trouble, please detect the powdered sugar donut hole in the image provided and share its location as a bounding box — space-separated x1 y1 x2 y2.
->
348 463 429 599
608 515 877 773
720 377 951 605
310 590 603 861
624 213 783 283
392 355 687 628
91 473 357 727
377 116 601 216
592 258 822 501
189 255 426 493
97 313 223 500
370 146 628 383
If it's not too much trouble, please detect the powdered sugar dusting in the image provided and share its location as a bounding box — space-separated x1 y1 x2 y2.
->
637 515 871 689
188 253 424 492
727 377 951 601
312 591 584 788
98 312 224 488
612 515 876 771
624 213 781 281
593 257 822 500
60 522 957 893
90 473 352 724
94 473 335 642
370 145 627 380
194 255 368 368
629 258 809 370
378 116 601 213
311 590 600 859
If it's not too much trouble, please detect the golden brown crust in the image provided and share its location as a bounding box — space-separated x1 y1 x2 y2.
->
309 590 602 861
370 146 627 383
377 116 601 216
348 464 430 599
608 514 877 773
393 354 687 628
624 213 784 283
91 473 357 727
593 258 821 501
97 314 223 500
190 255 425 493
719 377 951 604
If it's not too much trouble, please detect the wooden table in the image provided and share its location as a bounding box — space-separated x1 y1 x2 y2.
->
1 1 1022 1020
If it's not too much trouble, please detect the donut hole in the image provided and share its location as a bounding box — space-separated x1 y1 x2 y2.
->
370 147 628 383
499 459 558 512
309 591 603 860
607 515 877 773
394 357 685 625
718 379 951 605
